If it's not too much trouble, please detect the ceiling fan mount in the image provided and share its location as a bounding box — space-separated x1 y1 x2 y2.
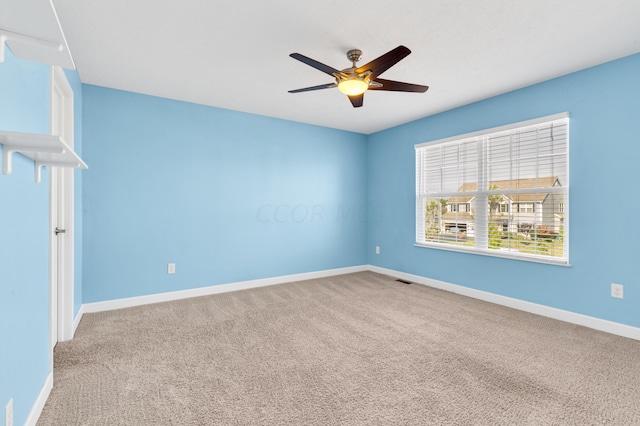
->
345 49 363 67
288 45 429 108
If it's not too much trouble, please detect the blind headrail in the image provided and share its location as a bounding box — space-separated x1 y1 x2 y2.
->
415 112 569 149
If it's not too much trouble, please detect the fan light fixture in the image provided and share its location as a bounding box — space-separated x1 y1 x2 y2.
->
338 78 368 96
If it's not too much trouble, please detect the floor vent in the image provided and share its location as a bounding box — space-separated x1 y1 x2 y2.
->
395 279 412 285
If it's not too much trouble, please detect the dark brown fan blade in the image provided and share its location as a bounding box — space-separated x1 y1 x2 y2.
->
354 46 411 79
290 53 342 77
288 83 338 93
368 78 429 93
348 93 364 108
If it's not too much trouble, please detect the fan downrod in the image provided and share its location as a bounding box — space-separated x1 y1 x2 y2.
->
346 49 363 67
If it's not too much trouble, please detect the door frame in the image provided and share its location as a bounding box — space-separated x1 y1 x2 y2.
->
49 65 75 361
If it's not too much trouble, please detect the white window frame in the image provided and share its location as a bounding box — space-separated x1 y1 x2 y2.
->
415 113 570 266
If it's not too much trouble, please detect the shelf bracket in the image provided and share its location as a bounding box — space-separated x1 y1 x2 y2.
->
2 146 16 175
34 162 44 184
0 28 63 63
2 143 65 181
35 161 84 183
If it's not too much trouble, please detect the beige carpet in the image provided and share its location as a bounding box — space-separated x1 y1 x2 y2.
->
38 271 640 425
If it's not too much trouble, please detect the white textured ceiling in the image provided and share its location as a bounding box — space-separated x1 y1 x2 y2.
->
45 0 640 134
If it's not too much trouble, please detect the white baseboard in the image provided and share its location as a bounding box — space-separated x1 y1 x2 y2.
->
25 371 53 426
79 263 640 341
368 265 640 341
82 265 368 314
73 304 85 335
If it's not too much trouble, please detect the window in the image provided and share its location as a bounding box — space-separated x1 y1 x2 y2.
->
415 113 569 264
517 203 534 213
449 203 470 213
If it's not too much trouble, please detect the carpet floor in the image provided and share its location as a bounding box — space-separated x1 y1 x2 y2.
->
38 271 640 425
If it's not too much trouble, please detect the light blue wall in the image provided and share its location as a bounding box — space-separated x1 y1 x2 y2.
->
367 53 640 327
82 85 368 303
0 49 51 426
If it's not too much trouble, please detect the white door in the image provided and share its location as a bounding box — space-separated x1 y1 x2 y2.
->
49 66 75 359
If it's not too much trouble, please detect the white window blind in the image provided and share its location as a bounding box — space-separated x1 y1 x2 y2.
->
415 113 569 264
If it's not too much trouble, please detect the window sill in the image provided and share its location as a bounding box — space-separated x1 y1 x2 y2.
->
414 242 571 267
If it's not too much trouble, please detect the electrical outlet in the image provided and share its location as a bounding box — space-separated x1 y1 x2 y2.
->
168 263 176 274
5 398 13 426
375 246 380 255
611 283 624 299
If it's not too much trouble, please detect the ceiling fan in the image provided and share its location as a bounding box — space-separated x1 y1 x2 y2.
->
288 45 428 108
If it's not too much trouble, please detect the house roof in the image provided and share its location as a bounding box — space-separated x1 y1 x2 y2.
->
441 212 474 221
447 177 560 203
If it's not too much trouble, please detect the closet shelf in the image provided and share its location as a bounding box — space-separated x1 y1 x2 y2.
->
0 28 64 64
0 130 88 183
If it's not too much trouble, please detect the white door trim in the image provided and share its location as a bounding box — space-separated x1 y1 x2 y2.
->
49 66 75 362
